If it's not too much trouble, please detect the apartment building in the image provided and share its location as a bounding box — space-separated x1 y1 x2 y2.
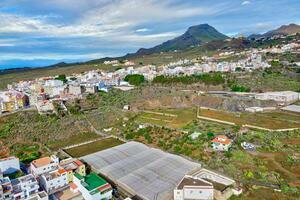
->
73 173 112 200
40 169 68 195
11 174 40 199
59 158 86 183
0 91 29 113
30 156 59 177
0 173 13 200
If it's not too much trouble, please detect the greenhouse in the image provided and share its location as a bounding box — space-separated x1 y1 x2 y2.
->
81 141 201 200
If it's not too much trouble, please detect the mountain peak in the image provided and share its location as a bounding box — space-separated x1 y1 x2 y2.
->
135 24 228 55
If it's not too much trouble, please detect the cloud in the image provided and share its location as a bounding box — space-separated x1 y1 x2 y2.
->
241 1 251 5
136 28 150 33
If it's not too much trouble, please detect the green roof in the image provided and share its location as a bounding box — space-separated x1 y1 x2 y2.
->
83 173 108 191
74 173 84 180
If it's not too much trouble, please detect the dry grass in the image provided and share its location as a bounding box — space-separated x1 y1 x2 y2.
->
136 107 197 129
198 109 300 129
65 137 124 157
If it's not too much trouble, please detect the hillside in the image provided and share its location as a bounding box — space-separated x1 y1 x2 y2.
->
249 23 300 39
133 24 229 56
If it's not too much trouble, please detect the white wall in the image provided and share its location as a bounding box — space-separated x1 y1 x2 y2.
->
183 188 214 200
0 157 20 174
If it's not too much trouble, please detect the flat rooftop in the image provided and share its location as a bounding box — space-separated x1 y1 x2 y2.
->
81 141 201 200
281 105 300 113
177 176 212 190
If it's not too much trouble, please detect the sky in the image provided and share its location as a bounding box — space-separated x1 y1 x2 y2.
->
0 0 299 69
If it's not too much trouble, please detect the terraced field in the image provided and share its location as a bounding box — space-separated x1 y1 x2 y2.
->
136 107 197 129
198 108 300 129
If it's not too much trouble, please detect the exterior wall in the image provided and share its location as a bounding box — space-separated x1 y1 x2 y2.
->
174 189 183 200
76 165 86 177
40 173 68 194
183 187 214 200
30 162 58 177
73 175 112 200
0 157 20 175
66 171 74 183
255 92 299 104
174 188 214 200
69 85 83 96
12 175 40 199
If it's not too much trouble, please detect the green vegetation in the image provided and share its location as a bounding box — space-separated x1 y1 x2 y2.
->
136 108 197 129
198 109 300 129
65 137 124 157
121 113 300 199
230 85 250 92
124 74 145 86
0 110 94 157
47 132 101 151
152 73 225 85
55 74 67 83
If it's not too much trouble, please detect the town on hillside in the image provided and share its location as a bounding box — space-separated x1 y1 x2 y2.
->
0 1 300 197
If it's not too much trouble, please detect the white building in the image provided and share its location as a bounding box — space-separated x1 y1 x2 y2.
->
44 80 64 88
40 169 68 195
211 135 232 151
30 155 59 177
68 84 84 96
40 170 67 194
0 173 13 200
11 174 40 199
245 107 264 113
174 175 214 200
73 173 112 200
0 157 20 175
255 91 300 105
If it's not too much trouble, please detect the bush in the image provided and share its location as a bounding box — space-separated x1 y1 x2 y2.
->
124 74 145 86
152 73 225 85
231 85 250 92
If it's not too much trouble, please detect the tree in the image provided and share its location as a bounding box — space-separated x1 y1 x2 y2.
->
55 74 67 83
124 74 145 86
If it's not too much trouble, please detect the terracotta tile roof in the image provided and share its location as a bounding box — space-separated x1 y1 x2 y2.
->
98 183 111 192
32 157 52 168
74 160 84 167
58 168 67 174
70 183 78 190
211 135 232 145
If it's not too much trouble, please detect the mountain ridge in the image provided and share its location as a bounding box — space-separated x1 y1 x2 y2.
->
249 23 300 39
132 24 229 56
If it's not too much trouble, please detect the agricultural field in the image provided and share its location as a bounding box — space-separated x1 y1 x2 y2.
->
47 132 101 151
198 108 300 129
64 137 124 158
0 110 97 160
136 107 197 129
120 113 300 198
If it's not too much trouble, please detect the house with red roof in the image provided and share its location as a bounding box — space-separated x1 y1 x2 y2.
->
211 135 232 151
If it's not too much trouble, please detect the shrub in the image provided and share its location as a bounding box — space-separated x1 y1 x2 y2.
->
124 74 145 86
